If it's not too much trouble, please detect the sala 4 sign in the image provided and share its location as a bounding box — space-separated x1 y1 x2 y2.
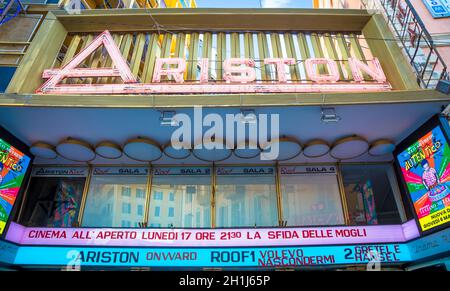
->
37 30 391 95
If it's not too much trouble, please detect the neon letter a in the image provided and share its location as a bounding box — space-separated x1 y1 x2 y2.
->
36 30 136 93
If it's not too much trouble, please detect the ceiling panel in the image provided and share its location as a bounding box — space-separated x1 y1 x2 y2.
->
0 101 445 164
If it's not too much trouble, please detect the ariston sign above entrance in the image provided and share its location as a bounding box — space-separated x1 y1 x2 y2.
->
37 31 392 95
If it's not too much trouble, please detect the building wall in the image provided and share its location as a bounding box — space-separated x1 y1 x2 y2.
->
409 0 450 69
315 0 449 83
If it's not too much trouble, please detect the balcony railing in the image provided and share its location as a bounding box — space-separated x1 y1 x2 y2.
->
375 0 448 89
0 0 25 25
312 1 449 89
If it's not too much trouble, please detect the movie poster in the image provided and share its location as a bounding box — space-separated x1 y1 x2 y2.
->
396 126 450 232
50 180 82 227
0 138 31 235
359 181 378 225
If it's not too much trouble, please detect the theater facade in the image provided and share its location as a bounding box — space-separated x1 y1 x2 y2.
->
0 7 449 271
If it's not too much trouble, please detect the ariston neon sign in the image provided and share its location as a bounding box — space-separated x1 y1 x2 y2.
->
37 30 392 95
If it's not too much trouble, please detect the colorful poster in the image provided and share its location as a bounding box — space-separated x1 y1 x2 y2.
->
51 180 83 227
361 181 378 225
396 126 450 232
350 181 378 225
0 138 31 235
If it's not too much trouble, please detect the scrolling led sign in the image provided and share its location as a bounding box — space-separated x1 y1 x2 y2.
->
37 30 391 95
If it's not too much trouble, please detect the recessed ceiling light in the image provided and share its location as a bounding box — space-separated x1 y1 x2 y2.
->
163 142 191 159
123 137 162 162
303 139 330 158
192 138 233 162
95 141 122 159
369 139 395 156
234 139 261 159
330 136 369 160
261 137 302 161
30 142 57 159
56 138 95 162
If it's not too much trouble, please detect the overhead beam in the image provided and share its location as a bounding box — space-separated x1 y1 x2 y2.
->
51 8 371 32
0 90 448 108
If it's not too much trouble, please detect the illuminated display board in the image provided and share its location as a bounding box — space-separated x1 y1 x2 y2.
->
395 115 450 234
3 228 448 268
6 221 420 247
3 222 448 268
0 138 31 235
13 244 410 268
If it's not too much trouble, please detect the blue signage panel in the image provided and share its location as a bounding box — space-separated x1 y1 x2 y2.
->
422 0 450 18
14 244 410 268
408 228 450 261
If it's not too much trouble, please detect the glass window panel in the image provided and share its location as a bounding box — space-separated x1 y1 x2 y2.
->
215 167 278 227
82 175 147 227
154 191 163 200
122 202 131 214
19 176 86 227
136 188 145 199
148 168 212 228
137 205 143 216
122 187 131 197
154 206 160 217
280 168 345 226
341 164 402 225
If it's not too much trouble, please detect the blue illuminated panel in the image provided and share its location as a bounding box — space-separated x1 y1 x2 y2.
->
14 244 410 268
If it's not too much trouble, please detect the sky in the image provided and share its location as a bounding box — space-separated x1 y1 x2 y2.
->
195 0 313 8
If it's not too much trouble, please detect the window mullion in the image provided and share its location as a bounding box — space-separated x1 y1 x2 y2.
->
143 164 153 227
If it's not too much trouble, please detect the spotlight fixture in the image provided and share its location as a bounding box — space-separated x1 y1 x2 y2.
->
321 107 341 124
159 110 178 126
239 109 257 124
